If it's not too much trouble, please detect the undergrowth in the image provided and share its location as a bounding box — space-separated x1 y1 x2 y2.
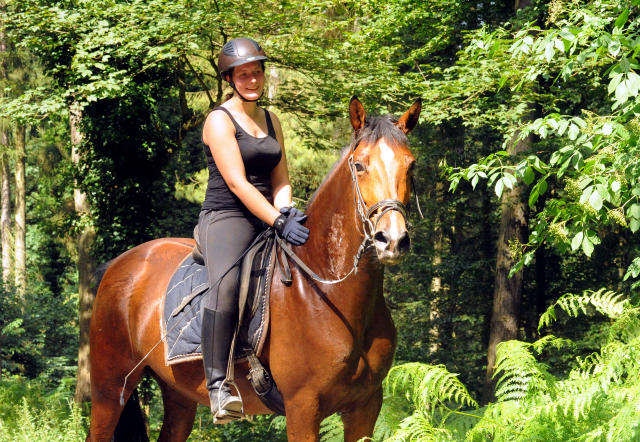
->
0 377 87 441
372 288 640 441
3 288 638 441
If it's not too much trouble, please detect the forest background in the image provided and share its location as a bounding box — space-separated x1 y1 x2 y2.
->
2 0 640 440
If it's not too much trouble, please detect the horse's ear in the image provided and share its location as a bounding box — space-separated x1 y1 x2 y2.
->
396 98 422 134
349 96 366 133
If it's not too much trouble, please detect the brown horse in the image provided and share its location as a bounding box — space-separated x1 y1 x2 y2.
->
87 96 422 442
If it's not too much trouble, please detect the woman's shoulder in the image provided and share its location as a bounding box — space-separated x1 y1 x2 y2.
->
205 107 236 129
203 107 236 146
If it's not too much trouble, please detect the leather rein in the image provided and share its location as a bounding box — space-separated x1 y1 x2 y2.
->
277 137 423 285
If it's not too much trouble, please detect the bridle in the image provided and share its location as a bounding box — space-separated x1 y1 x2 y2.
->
276 137 422 285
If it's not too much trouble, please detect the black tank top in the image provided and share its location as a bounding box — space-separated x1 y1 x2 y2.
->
202 107 282 213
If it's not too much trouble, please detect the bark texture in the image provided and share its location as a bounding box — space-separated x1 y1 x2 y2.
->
430 180 445 353
71 106 96 403
482 128 534 405
0 141 9 284
481 0 535 405
14 125 25 294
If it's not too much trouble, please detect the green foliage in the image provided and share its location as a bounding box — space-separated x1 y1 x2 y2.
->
0 377 86 441
381 289 640 441
386 363 478 410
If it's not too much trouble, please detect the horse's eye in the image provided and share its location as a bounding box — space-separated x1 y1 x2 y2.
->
408 162 416 174
355 162 366 173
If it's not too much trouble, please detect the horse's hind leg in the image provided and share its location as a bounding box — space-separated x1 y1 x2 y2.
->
155 377 198 442
341 387 383 442
87 387 138 442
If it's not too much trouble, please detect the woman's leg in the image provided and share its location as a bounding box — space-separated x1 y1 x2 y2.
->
198 210 263 423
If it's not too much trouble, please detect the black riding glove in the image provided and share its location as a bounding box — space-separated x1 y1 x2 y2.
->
279 206 305 219
273 213 309 246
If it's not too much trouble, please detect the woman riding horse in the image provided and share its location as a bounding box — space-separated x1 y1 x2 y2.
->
199 37 309 423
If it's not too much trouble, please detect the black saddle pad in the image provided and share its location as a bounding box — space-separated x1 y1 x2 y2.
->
163 236 275 365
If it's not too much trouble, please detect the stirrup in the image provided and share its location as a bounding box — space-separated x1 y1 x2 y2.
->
213 409 245 424
212 380 244 424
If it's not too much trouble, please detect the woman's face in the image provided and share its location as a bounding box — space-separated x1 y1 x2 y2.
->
229 61 265 100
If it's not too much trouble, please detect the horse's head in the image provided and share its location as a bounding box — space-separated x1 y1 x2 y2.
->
348 96 422 265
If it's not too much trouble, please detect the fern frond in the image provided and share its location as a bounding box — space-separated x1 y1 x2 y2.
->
386 363 478 410
539 289 628 331
319 413 344 442
385 409 449 442
493 340 554 402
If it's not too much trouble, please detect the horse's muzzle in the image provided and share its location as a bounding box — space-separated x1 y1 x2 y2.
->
373 228 411 265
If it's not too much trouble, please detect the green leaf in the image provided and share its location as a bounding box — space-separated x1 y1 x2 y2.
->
612 180 621 192
631 219 640 233
582 236 594 256
572 231 584 251
495 179 504 198
568 123 579 140
559 29 575 41
621 55 631 74
616 79 629 103
558 120 570 135
629 203 640 219
615 8 630 29
589 189 603 211
538 180 548 195
529 189 540 207
524 167 535 185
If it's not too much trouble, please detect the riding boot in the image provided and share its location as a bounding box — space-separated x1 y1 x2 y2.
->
201 307 244 423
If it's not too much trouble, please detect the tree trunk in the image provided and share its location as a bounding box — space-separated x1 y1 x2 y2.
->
14 125 25 294
0 140 9 284
430 180 445 353
481 0 535 405
482 128 533 405
0 0 10 286
71 105 96 403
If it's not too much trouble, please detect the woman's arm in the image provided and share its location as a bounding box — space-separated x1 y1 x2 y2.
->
268 111 293 211
203 110 281 226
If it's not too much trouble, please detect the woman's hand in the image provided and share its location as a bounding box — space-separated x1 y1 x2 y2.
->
279 206 304 219
273 213 309 246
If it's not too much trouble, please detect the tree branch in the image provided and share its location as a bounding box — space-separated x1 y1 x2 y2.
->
182 55 215 109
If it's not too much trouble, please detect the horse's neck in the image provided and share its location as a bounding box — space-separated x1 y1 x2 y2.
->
300 154 384 308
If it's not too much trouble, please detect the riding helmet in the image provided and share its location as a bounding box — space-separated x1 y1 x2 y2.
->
218 37 268 78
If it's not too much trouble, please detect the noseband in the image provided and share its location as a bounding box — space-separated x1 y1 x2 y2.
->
348 138 422 239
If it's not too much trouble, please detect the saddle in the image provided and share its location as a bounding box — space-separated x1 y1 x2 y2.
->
161 226 285 415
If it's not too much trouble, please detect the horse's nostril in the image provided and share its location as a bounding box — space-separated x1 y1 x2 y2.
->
398 232 411 252
374 231 390 246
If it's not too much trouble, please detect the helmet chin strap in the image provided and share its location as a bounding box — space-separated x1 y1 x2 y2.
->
229 81 263 103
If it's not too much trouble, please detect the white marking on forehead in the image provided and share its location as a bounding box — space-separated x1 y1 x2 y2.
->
379 140 395 175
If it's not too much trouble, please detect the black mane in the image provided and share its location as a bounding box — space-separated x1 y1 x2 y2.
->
306 114 407 208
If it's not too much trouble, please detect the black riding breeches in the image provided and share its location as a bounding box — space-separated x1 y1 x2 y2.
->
198 209 266 315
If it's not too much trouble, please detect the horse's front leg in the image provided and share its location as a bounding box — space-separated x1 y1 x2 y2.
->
284 393 322 442
341 387 383 442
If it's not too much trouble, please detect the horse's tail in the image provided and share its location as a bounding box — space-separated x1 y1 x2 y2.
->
91 260 113 297
112 389 149 442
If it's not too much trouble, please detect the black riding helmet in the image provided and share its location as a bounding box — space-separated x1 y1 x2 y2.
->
218 38 268 103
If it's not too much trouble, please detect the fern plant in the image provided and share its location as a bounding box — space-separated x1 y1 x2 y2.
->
381 289 640 441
